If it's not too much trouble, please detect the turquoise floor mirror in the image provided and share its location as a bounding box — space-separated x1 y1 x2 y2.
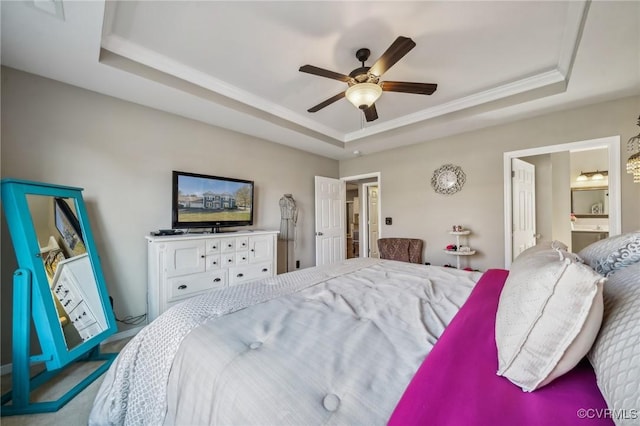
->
1 178 117 416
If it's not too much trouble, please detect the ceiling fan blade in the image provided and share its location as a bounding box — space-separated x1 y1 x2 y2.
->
368 36 416 77
363 104 378 122
299 65 352 82
307 91 346 112
382 81 437 95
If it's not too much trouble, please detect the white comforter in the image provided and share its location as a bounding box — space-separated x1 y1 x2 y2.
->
90 258 482 426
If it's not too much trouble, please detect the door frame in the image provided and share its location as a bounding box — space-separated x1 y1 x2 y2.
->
362 182 379 258
503 135 621 268
341 172 382 259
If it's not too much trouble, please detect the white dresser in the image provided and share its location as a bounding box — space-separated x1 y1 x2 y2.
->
146 230 278 321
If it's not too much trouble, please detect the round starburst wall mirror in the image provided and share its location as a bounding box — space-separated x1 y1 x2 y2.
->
431 164 466 195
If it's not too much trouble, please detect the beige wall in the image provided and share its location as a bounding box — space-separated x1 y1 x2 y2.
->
340 95 640 270
2 66 639 366
0 67 338 364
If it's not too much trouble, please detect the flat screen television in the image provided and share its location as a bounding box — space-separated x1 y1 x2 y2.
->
172 171 254 232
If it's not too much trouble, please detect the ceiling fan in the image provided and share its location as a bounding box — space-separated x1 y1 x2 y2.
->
299 36 437 122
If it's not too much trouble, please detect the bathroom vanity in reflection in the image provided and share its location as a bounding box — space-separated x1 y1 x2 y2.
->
572 229 610 253
1 179 117 415
570 186 609 252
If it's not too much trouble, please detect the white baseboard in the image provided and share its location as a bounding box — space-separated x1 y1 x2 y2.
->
0 325 143 376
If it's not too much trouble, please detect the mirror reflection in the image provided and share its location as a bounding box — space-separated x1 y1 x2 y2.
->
571 188 609 217
26 195 106 350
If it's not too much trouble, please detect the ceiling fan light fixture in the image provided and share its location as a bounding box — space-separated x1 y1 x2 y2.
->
345 83 382 110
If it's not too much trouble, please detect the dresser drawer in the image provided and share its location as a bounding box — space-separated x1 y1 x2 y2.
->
167 271 226 302
222 253 235 267
205 239 222 253
235 250 249 265
229 262 273 286
205 254 221 270
220 237 236 253
235 236 249 251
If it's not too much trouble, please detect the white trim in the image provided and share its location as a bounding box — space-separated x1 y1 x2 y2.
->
503 136 621 268
341 172 382 259
345 69 565 142
101 35 344 142
557 0 590 79
362 182 381 258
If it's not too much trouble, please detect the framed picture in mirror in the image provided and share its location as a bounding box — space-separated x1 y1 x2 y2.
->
54 197 86 256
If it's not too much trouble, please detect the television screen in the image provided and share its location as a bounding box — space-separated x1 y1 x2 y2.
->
172 171 254 230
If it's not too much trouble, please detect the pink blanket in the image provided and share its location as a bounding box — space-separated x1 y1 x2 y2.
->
388 269 613 426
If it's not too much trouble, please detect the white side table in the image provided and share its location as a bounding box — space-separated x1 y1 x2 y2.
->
443 230 476 269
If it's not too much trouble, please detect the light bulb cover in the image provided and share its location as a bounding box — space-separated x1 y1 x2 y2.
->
345 83 382 109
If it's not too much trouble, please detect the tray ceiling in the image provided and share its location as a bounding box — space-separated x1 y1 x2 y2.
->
2 1 639 159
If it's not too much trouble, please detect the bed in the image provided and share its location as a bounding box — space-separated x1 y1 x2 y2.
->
90 233 640 426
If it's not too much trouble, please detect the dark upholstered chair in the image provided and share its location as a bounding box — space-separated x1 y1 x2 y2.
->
377 238 423 264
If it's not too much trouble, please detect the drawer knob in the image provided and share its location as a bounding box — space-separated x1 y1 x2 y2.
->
250 249 255 252
262 268 268 272
228 259 233 263
178 284 187 290
200 255 206 258
242 257 246 261
228 244 232 248
214 278 221 283
237 273 244 278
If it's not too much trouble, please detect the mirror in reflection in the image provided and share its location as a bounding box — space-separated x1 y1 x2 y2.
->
571 187 609 217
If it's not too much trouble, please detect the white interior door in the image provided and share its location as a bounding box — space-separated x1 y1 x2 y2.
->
366 184 379 258
512 158 536 260
315 176 345 266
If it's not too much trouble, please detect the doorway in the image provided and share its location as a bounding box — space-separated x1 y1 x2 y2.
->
503 136 621 268
342 173 381 259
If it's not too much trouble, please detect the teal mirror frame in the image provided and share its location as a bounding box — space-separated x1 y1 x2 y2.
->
1 178 117 415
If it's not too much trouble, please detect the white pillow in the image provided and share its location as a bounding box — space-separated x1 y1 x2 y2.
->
588 261 640 426
515 240 568 259
496 244 605 391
